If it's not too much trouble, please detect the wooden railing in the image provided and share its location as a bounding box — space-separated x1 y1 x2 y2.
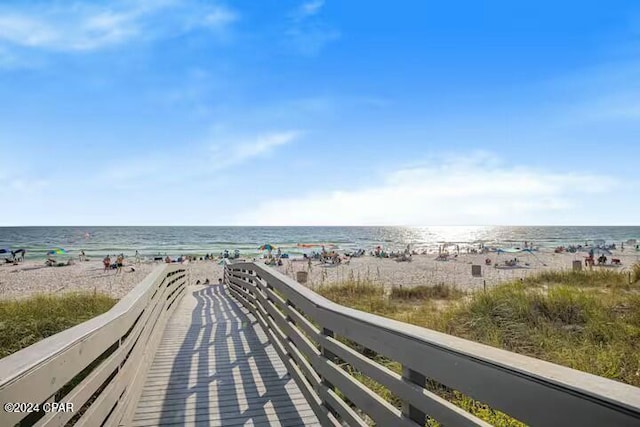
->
0 264 188 427
224 260 640 427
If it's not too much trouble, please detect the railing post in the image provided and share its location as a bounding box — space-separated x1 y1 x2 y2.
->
265 281 274 302
402 366 427 425
320 328 339 415
286 300 295 322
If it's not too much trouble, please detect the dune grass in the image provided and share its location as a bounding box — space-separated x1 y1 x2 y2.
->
317 266 640 426
0 293 117 358
634 263 640 283
390 283 464 300
522 268 633 288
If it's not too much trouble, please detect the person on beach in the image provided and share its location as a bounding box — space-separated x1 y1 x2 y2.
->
165 255 171 263
15 249 25 262
45 254 56 267
116 255 124 273
103 255 111 272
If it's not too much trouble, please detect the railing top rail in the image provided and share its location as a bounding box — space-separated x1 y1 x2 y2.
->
225 260 640 412
0 264 184 387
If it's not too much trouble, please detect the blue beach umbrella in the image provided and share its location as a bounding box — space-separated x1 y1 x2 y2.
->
48 247 68 255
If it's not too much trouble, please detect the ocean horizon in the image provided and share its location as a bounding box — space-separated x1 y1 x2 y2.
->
1 226 638 261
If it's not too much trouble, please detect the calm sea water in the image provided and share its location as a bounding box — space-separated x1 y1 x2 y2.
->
0 226 638 260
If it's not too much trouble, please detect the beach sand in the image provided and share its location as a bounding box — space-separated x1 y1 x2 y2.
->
0 260 224 300
272 250 640 291
1 251 638 300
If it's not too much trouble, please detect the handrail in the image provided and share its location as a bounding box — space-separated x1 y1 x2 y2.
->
224 260 640 427
0 264 188 427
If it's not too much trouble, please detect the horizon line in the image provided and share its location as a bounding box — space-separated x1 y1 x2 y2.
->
0 224 639 228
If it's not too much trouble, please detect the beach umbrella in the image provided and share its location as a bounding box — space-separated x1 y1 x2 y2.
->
258 244 276 251
48 247 68 255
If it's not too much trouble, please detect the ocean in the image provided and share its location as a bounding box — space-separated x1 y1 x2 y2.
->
0 226 639 261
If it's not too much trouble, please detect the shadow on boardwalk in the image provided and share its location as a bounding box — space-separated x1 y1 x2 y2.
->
133 284 316 426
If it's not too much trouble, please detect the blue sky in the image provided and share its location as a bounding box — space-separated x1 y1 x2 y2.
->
1 0 639 226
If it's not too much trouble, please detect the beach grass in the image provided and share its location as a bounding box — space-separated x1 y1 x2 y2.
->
522 268 633 288
0 292 117 358
633 262 640 283
317 266 640 426
390 283 464 300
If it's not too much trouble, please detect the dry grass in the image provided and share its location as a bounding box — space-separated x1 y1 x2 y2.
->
390 283 464 300
0 292 117 358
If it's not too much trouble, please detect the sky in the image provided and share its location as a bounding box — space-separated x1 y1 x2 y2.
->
0 0 639 226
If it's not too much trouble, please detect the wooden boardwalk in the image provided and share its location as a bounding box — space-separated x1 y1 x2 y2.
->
3 263 640 427
132 284 321 426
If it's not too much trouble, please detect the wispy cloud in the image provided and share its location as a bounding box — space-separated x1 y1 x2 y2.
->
93 130 302 191
532 60 640 125
298 0 325 19
287 0 339 56
210 130 302 169
233 153 618 226
0 1 237 53
201 6 237 29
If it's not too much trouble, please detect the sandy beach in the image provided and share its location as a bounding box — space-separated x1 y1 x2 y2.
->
1 249 639 300
273 250 640 291
0 260 224 300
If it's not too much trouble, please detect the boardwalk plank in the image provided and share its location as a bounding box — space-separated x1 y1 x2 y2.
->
131 284 319 426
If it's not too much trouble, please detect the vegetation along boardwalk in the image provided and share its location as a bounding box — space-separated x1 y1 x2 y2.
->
0 262 639 426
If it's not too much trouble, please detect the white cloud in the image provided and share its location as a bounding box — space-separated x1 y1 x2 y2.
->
91 130 301 190
232 154 619 226
0 14 57 47
0 1 237 52
299 0 325 18
287 0 339 56
210 130 301 169
202 7 237 28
